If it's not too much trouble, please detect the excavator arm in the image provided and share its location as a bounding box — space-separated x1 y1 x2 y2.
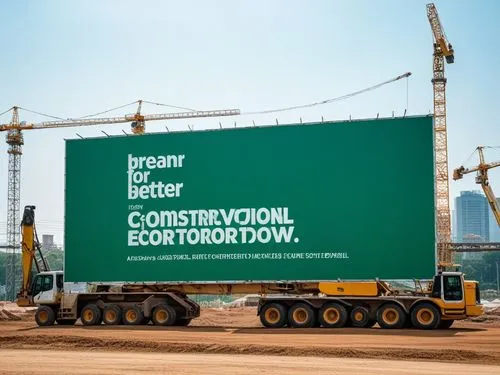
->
16 205 50 307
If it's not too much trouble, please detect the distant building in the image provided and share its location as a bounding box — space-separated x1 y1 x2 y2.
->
42 234 55 250
488 198 500 242
455 191 489 243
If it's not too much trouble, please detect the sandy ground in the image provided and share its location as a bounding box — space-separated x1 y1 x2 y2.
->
1 350 500 375
0 308 499 368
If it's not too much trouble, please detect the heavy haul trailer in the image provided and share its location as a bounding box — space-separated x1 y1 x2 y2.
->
18 205 483 329
18 118 484 328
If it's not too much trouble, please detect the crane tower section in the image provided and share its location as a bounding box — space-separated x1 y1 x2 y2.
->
5 107 23 301
427 3 454 266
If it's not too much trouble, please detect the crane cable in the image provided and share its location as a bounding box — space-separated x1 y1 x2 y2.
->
141 100 196 112
460 148 480 168
17 107 65 120
1 71 411 123
460 146 500 168
78 100 140 119
242 72 412 115
0 107 12 117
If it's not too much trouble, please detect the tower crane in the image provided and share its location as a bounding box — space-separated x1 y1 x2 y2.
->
427 3 455 266
453 147 500 227
0 101 240 300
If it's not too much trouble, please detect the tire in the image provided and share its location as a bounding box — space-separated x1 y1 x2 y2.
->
35 306 56 327
350 306 372 328
151 304 176 326
410 303 441 330
80 304 102 326
103 305 122 325
56 319 76 325
365 319 377 328
438 319 454 329
377 303 406 329
175 318 192 326
122 305 144 325
319 302 348 328
260 303 287 328
288 303 316 328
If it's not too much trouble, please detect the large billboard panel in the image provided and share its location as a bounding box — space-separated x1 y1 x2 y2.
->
64 116 435 282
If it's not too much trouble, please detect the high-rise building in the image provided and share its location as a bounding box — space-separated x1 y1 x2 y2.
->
455 191 489 243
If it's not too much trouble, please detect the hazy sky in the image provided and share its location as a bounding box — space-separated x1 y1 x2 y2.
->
0 0 499 244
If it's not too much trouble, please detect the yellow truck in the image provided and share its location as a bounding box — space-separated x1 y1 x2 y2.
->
17 206 483 330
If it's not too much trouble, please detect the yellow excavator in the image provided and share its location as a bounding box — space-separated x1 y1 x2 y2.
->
454 146 500 226
16 205 54 307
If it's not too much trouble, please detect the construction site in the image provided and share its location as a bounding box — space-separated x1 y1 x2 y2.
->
1 1 500 374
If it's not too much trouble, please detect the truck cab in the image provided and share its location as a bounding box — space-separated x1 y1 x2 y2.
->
27 271 63 306
431 271 483 320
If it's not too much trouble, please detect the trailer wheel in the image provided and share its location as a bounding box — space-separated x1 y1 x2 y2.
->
350 306 372 328
260 303 287 328
411 303 440 330
319 302 347 328
151 304 176 326
122 305 144 325
289 303 316 328
80 304 102 326
377 303 406 329
35 306 56 327
438 319 454 329
103 305 122 325
56 319 76 326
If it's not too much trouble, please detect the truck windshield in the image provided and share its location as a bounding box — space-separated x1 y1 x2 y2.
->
443 275 463 301
32 275 53 296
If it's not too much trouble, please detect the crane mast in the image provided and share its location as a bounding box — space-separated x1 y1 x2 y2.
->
5 107 23 301
427 3 455 266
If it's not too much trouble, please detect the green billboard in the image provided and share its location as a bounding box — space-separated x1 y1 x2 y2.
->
64 116 436 283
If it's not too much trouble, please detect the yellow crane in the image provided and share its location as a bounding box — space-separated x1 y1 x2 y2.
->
453 146 500 226
427 3 455 266
0 101 240 301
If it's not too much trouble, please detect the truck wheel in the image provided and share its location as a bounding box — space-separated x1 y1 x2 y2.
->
80 304 102 326
260 303 287 328
319 302 347 328
377 303 406 329
411 303 440 330
56 319 76 325
103 305 122 325
35 306 56 327
350 306 372 328
289 303 316 328
438 320 454 329
122 305 144 325
151 304 176 326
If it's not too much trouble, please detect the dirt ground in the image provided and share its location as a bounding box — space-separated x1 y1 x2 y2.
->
2 350 500 375
0 307 499 371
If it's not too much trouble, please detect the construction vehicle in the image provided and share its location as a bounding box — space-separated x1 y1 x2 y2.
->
17 205 483 329
453 146 500 227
